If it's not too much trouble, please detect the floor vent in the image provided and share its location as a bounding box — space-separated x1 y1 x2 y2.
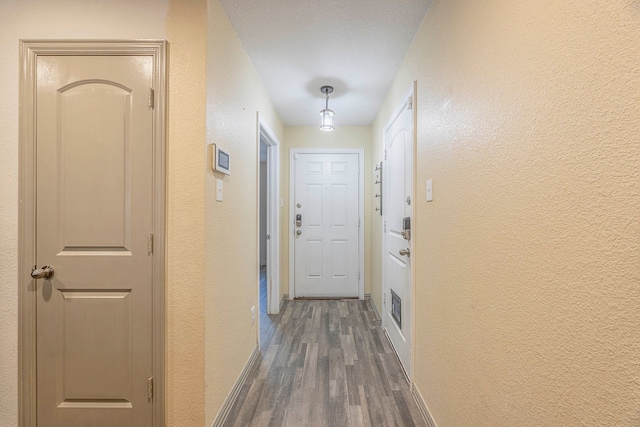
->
391 289 401 328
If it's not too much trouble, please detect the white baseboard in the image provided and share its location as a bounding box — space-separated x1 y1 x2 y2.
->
411 382 438 427
211 345 260 427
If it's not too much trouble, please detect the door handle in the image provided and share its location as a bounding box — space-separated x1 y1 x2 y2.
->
31 265 54 280
399 248 410 257
296 230 302 236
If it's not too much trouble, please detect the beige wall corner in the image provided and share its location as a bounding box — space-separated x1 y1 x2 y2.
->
374 0 640 425
280 126 373 300
205 1 284 424
166 0 207 426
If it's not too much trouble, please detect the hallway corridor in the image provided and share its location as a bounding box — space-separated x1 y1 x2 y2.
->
223 299 427 426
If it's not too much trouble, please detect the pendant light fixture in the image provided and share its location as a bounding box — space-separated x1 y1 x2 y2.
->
319 85 335 131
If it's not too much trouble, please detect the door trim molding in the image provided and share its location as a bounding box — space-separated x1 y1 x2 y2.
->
288 148 365 300
256 113 281 316
18 40 167 427
381 82 416 379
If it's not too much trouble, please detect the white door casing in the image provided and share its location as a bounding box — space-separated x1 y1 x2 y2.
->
290 149 364 299
257 115 281 314
382 85 414 377
19 41 166 427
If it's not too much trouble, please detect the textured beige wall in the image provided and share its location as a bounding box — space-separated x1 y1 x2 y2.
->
166 0 207 426
0 1 170 424
280 126 373 300
373 0 640 425
205 1 284 424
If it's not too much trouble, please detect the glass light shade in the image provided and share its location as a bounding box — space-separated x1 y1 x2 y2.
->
320 108 335 131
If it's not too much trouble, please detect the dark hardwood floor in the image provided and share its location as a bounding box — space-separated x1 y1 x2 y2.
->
224 278 426 427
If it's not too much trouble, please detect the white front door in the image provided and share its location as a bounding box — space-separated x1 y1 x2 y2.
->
293 152 360 298
383 90 414 376
35 53 156 426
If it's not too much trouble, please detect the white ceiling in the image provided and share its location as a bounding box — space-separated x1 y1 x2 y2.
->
219 0 432 127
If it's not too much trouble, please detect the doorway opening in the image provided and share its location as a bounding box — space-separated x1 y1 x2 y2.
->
257 115 280 349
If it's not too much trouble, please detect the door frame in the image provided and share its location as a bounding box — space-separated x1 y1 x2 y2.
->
289 148 365 300
381 82 416 379
256 113 281 314
18 40 167 427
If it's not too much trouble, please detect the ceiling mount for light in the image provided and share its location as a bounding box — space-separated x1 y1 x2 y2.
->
320 85 335 131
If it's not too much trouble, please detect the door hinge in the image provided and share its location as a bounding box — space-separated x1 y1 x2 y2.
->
148 88 155 109
384 149 388 161
408 96 413 110
148 377 154 400
358 271 361 280
266 234 271 240
148 233 154 255
383 293 386 305
358 218 361 228
384 220 386 233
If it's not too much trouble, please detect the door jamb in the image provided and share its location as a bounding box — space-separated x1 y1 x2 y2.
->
256 113 281 315
18 40 167 427
381 82 416 380
289 148 365 300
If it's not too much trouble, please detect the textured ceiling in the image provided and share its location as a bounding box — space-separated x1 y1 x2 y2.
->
219 0 432 127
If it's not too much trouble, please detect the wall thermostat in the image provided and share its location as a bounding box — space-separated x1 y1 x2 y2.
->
211 144 230 175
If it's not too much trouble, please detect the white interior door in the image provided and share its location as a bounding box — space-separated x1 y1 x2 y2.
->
293 152 360 298
383 91 414 376
35 53 155 426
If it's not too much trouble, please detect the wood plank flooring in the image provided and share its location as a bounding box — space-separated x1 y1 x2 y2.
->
223 296 426 427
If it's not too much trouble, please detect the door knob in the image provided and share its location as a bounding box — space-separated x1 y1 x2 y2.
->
399 248 410 257
31 265 54 279
296 230 302 236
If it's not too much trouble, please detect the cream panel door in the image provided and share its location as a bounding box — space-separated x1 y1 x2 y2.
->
294 153 360 297
383 96 413 376
36 55 154 426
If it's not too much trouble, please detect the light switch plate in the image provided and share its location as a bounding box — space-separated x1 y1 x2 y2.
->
426 179 433 202
216 179 223 202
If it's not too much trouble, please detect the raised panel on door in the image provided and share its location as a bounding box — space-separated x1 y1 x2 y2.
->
387 130 408 243
306 240 323 278
307 184 323 228
331 240 348 278
57 290 132 407
331 184 348 227
36 54 154 426
57 82 132 253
